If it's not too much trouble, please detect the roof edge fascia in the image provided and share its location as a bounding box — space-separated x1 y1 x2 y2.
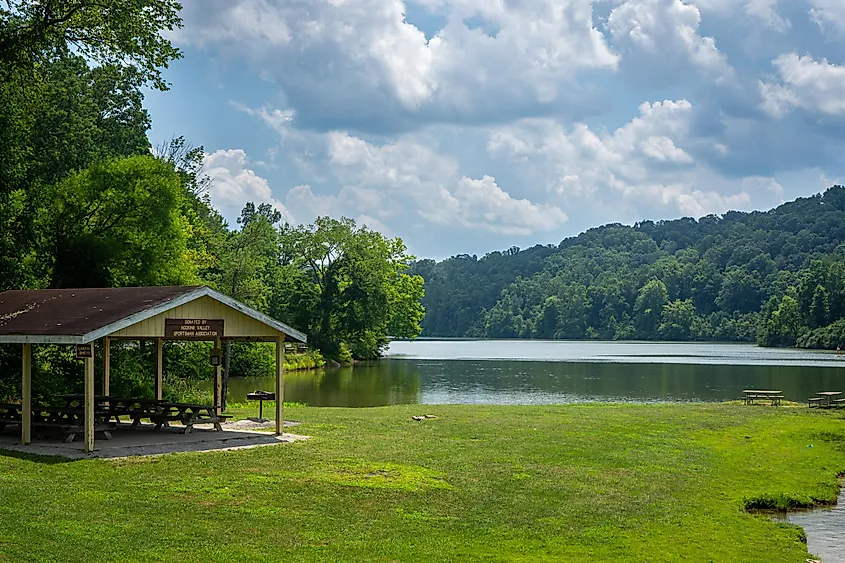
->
81 286 307 343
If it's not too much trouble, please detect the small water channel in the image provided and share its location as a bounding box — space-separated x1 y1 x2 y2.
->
769 483 845 562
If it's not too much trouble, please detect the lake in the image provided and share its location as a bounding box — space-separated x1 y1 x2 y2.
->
221 340 845 407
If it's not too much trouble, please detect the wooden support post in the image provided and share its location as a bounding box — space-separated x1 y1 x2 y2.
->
275 334 285 436
155 337 163 401
103 337 110 397
84 353 95 453
22 343 31 445
214 337 222 416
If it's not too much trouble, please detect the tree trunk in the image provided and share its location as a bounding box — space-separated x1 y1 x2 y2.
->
221 340 233 411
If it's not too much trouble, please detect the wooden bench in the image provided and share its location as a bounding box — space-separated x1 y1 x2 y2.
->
808 397 824 408
150 403 232 433
182 413 232 434
32 421 117 443
0 403 22 431
833 398 845 407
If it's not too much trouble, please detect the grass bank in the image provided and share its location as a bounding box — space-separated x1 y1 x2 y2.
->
284 350 326 372
1 404 844 562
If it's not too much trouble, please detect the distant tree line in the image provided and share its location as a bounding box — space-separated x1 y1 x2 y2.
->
412 186 845 350
0 2 424 404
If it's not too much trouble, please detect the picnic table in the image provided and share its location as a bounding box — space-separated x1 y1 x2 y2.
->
808 391 843 408
742 390 784 406
0 403 21 432
34 405 117 442
57 394 231 434
150 403 230 433
2 401 117 442
56 394 160 425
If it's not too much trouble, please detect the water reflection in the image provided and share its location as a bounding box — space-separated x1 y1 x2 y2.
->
224 363 422 407
219 357 845 407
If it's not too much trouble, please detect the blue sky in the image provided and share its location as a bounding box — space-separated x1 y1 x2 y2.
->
144 0 845 259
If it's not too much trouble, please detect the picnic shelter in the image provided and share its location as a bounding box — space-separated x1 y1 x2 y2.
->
0 286 306 453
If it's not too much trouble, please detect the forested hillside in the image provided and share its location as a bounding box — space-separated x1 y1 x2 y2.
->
411 187 845 349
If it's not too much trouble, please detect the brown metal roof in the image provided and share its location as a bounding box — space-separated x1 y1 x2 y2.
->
0 286 201 337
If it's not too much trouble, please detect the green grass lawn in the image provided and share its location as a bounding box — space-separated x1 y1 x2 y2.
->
1 404 844 562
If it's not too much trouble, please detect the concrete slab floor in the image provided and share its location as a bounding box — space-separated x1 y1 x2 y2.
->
0 421 308 460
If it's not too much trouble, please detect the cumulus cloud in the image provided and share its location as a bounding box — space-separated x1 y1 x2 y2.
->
323 132 569 235
694 0 789 30
607 0 733 80
174 0 618 132
741 176 786 201
441 176 568 235
760 54 845 117
205 128 569 237
202 149 293 225
809 0 845 33
487 99 763 219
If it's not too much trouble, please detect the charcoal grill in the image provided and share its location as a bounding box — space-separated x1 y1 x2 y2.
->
246 390 276 420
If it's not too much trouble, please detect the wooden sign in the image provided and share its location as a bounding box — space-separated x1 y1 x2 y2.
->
76 344 93 358
164 319 224 340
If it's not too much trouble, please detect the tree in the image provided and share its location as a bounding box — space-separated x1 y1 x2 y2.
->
211 204 282 410
634 280 669 339
33 155 201 288
238 202 282 228
758 295 804 347
0 55 154 289
659 300 699 340
0 0 182 91
716 267 764 314
273 217 424 360
809 284 831 330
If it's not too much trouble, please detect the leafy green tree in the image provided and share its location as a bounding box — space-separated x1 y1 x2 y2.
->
33 155 201 288
797 319 845 349
555 284 589 339
211 204 282 409
387 271 426 339
716 267 764 314
0 0 182 90
536 297 561 339
659 300 699 340
809 285 831 330
634 280 669 339
0 56 155 289
273 217 424 361
759 295 804 347
415 185 845 347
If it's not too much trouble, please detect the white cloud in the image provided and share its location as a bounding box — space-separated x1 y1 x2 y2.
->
745 0 789 30
202 149 293 225
284 184 394 234
741 176 785 201
323 132 569 235
695 0 789 30
211 125 569 237
809 0 845 33
760 54 845 117
444 176 568 235
172 0 292 47
607 0 733 80
175 0 618 129
487 99 761 218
